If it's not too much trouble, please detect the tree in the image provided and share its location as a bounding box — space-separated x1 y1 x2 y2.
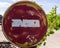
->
36 6 60 48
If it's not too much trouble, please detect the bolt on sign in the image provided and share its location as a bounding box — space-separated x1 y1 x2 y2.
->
2 1 48 48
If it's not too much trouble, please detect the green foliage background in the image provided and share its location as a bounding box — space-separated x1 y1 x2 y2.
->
36 6 60 48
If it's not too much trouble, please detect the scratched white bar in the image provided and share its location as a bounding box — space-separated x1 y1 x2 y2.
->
12 19 40 27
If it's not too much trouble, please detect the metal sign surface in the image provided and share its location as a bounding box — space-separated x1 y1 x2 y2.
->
2 1 48 47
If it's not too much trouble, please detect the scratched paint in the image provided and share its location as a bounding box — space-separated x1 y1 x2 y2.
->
2 1 48 47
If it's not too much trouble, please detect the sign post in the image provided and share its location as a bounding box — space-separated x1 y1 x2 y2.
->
2 1 48 48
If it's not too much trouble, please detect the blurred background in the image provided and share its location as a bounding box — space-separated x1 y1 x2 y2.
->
0 0 60 48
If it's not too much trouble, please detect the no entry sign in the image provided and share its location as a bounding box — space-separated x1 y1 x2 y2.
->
2 1 48 47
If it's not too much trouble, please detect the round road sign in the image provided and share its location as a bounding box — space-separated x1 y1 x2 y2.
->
2 1 48 47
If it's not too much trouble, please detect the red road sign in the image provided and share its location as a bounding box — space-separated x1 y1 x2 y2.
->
2 1 48 47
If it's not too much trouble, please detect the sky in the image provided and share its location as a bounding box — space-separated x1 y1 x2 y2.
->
0 0 60 15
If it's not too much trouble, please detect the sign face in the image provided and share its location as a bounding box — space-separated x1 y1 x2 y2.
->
2 1 48 47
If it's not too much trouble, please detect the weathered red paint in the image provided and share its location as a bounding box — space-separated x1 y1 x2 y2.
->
2 1 48 47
